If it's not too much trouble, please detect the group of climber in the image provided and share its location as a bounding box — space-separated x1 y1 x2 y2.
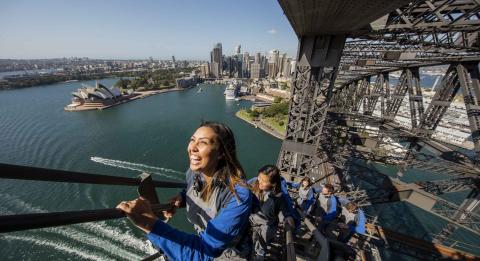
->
116 122 365 261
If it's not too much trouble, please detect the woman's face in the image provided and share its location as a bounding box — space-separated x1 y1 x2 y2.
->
258 173 273 191
302 180 309 187
322 186 331 195
188 126 221 175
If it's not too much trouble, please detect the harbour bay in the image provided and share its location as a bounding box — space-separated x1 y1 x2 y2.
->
0 78 281 260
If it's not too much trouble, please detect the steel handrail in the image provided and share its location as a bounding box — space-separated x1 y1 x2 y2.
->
0 203 169 233
0 163 186 188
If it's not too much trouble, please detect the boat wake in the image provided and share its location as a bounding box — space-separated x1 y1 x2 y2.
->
90 156 184 181
0 193 149 261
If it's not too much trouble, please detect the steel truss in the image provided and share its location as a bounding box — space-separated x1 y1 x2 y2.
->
279 0 480 258
277 35 346 180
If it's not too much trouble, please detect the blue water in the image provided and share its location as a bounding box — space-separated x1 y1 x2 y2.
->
0 79 281 260
0 78 478 260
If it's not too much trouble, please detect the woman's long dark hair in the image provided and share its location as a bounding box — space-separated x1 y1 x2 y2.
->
251 164 282 201
198 121 246 202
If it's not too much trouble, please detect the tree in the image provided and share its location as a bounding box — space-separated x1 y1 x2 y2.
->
263 101 289 117
115 78 131 89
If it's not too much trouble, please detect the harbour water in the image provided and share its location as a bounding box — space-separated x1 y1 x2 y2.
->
0 78 478 260
0 79 281 260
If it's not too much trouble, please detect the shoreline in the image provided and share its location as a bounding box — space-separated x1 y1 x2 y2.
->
235 110 285 140
65 87 184 111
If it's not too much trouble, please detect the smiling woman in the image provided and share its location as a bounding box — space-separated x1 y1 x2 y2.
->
117 121 253 261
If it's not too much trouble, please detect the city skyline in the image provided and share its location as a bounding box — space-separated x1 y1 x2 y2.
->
0 0 298 60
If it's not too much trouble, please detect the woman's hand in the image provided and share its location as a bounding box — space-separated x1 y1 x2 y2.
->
162 194 183 220
116 197 158 233
285 216 295 228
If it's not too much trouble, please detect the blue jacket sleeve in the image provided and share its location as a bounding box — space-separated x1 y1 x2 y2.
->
147 185 251 261
354 210 366 234
280 178 301 229
302 188 315 211
285 181 300 189
247 177 257 185
323 196 337 221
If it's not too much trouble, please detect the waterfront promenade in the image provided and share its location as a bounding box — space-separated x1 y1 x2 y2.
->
64 87 182 111
235 110 285 140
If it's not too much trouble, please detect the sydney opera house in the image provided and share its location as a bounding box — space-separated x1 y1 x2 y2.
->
65 82 131 111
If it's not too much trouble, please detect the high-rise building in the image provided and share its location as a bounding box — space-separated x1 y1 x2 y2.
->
268 63 277 79
235 53 243 78
278 53 287 77
200 62 210 78
250 62 264 79
290 60 297 75
235 45 241 55
224 56 233 77
210 43 223 78
268 49 280 78
242 52 250 78
255 53 261 64
172 56 176 68
283 57 292 78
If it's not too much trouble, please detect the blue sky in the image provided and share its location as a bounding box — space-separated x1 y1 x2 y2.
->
0 0 298 60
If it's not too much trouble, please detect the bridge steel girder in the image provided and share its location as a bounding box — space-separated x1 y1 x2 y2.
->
364 72 390 117
382 67 425 130
385 69 409 120
347 162 480 237
406 67 425 129
277 35 346 179
362 0 480 50
416 178 480 195
457 61 480 162
354 78 370 113
433 189 480 246
432 61 480 245
416 64 462 136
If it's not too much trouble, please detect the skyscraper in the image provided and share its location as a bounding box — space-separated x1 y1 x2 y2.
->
200 62 210 78
268 49 280 78
210 43 223 78
283 57 292 78
242 52 250 78
278 53 287 77
255 53 261 64
235 45 241 55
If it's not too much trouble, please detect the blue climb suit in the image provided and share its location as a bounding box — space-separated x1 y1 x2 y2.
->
315 188 338 221
286 181 315 213
147 169 252 261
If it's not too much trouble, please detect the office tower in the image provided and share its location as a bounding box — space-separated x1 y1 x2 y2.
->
251 62 264 79
210 43 223 78
200 62 210 78
255 53 261 64
290 60 296 75
242 52 250 78
235 45 241 55
278 53 287 77
268 49 280 78
283 58 292 78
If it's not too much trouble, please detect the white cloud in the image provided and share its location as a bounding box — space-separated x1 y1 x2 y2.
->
267 29 277 35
